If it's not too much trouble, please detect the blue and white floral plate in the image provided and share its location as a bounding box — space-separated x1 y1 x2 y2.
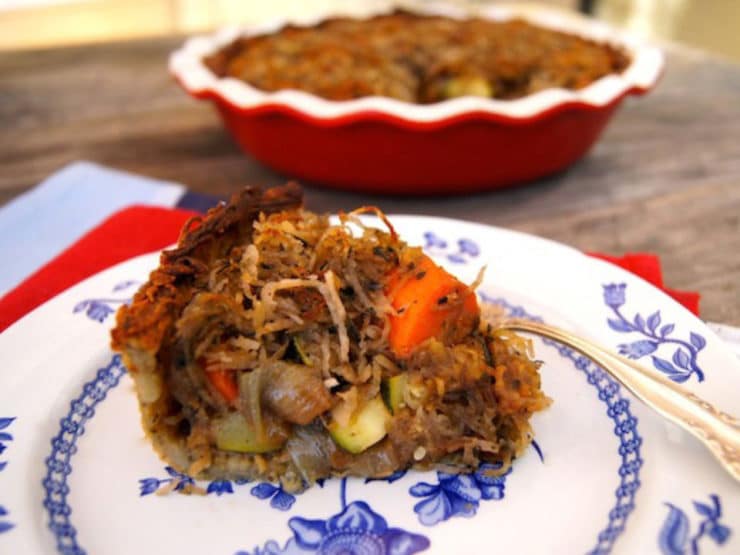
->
0 216 737 555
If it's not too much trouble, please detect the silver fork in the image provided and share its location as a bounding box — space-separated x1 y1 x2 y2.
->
497 319 740 483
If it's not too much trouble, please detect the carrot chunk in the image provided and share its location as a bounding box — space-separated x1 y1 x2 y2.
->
206 368 239 403
387 255 478 358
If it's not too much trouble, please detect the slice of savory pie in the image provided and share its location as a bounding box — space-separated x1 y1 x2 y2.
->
111 184 549 492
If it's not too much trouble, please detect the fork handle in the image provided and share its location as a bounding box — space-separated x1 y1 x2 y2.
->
504 320 740 483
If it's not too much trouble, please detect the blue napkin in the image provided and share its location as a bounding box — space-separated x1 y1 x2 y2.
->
0 161 219 296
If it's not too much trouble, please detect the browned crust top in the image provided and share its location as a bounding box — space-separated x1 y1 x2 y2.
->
205 10 630 103
110 183 303 363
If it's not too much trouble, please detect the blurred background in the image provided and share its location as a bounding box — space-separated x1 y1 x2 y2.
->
1 0 739 61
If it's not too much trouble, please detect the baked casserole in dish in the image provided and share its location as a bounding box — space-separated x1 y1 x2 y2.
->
170 4 663 193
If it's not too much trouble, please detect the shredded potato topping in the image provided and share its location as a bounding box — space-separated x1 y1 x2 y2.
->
111 184 550 493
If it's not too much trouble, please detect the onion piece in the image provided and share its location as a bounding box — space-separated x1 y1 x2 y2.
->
284 424 335 485
262 362 332 425
135 372 162 404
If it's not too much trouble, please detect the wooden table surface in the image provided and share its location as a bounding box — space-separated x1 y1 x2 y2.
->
1 37 738 324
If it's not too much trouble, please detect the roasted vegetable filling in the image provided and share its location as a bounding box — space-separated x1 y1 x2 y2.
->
112 186 550 492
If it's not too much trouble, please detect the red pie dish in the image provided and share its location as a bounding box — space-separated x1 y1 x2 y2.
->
169 4 664 194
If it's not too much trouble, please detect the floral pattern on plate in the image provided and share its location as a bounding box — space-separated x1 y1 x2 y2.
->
602 284 707 383
72 280 139 323
659 494 732 554
0 417 16 534
236 478 430 555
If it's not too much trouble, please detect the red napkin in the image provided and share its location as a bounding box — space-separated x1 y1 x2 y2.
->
0 207 699 333
0 206 198 332
589 252 700 315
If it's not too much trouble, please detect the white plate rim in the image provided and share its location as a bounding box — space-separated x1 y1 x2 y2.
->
0 215 736 555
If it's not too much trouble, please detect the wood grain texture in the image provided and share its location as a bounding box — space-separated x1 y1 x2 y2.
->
1 37 738 324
